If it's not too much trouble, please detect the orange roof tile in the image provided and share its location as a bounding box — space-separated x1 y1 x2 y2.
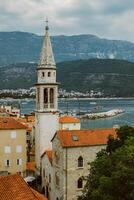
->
55 128 116 148
59 115 80 123
14 117 27 123
0 174 47 200
27 162 36 171
0 117 27 130
41 150 52 164
32 189 47 200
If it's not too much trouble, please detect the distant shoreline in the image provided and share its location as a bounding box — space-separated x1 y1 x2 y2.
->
1 97 134 101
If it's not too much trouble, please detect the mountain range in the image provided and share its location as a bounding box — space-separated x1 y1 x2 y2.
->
0 31 134 65
1 59 134 97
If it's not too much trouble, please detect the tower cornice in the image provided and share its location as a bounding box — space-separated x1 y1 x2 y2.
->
35 82 60 86
37 67 56 71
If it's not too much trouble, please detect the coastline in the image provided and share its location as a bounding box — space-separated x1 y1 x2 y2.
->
80 109 125 120
1 97 134 101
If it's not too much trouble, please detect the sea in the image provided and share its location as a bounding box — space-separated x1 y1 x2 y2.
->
1 98 134 129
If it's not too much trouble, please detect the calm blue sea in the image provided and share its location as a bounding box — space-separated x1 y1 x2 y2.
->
1 98 134 129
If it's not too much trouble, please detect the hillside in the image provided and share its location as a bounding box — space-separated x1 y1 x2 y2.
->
0 32 134 65
1 59 134 97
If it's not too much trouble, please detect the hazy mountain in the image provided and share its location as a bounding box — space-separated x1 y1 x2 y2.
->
1 59 134 97
0 32 134 65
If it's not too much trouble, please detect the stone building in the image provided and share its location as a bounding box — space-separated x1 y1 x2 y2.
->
35 21 59 174
41 150 52 200
0 117 27 176
51 128 116 200
59 115 81 130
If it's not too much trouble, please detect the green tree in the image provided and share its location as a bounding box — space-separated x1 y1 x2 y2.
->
79 126 134 200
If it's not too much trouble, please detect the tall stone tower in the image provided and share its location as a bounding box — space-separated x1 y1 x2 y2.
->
35 21 59 173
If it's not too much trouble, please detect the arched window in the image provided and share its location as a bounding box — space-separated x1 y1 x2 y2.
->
56 198 59 200
55 172 60 186
55 151 60 165
42 72 45 77
78 156 83 167
49 174 51 183
44 88 48 104
77 177 83 189
48 72 51 77
50 88 54 104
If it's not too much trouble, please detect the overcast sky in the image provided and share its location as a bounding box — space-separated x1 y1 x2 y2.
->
0 0 134 42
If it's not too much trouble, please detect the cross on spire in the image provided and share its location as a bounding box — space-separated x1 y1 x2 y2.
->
45 17 49 31
38 17 55 67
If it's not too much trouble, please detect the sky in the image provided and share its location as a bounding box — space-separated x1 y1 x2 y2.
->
0 0 134 42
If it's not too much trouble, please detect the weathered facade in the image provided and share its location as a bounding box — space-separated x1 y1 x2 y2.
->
41 129 116 200
0 117 27 176
35 21 59 173
41 151 52 200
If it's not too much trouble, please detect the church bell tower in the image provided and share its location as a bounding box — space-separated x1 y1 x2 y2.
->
35 20 59 172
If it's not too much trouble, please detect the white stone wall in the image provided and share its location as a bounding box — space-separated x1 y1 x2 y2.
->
41 154 52 199
35 112 59 171
59 122 81 130
51 136 65 200
52 135 106 200
38 69 56 84
36 85 58 112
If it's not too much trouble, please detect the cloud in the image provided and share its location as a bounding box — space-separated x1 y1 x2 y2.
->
0 0 134 42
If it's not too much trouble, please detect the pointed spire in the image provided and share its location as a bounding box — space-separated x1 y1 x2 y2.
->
38 19 56 68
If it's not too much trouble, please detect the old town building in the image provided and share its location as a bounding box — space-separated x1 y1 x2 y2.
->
41 128 116 200
59 115 81 130
0 117 27 176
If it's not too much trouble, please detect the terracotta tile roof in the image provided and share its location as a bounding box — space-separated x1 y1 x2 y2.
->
27 162 36 171
0 117 27 130
15 117 27 123
41 150 52 164
0 174 47 200
59 115 80 123
32 189 47 200
56 128 116 148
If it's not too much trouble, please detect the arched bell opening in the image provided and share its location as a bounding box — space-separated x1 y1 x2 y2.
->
44 88 48 108
50 88 54 108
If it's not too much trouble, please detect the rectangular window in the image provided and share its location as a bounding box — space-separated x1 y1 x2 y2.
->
16 145 22 153
11 131 16 139
17 159 22 166
37 88 40 103
4 146 11 154
5 160 10 167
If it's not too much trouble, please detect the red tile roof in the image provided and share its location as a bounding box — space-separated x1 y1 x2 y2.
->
55 128 116 148
59 115 80 123
0 174 47 200
0 117 27 130
41 150 52 164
